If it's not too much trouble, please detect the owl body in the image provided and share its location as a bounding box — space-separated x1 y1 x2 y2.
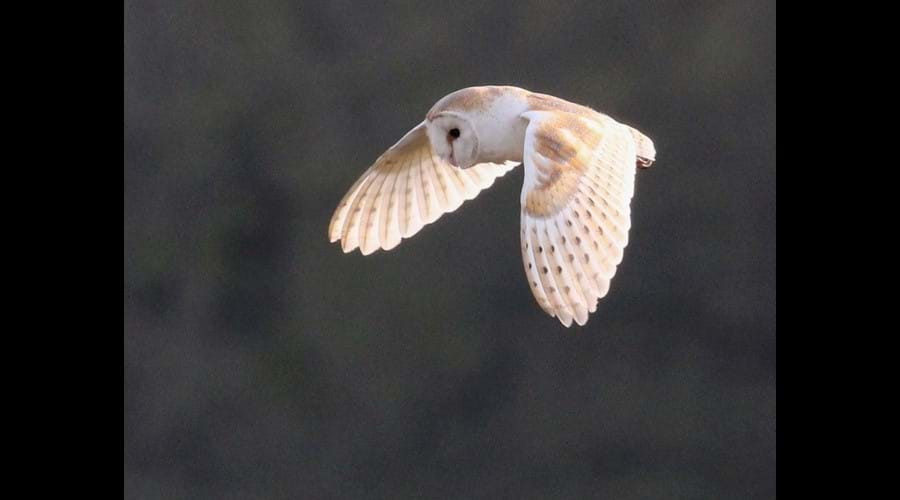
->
329 86 656 327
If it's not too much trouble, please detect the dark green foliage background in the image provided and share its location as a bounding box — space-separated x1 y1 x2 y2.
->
124 0 775 498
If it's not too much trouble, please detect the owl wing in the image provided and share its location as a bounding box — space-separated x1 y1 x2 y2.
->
519 110 639 327
329 121 518 255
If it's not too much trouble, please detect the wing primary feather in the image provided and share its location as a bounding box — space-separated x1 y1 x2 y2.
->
458 168 485 199
521 217 554 316
339 169 380 252
396 151 412 238
555 217 601 306
546 218 590 325
574 189 630 254
329 176 364 243
446 160 469 203
432 156 465 212
427 153 451 211
528 218 563 320
418 148 441 223
578 177 631 215
378 154 406 251
535 219 575 327
357 162 395 255
409 146 430 230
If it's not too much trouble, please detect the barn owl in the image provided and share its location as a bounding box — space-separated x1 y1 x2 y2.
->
328 86 656 327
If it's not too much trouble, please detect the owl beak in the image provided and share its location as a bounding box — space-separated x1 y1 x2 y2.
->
448 149 459 168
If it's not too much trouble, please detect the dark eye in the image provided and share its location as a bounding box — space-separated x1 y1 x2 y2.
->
448 128 460 139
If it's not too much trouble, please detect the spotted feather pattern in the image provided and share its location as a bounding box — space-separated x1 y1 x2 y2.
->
520 110 638 326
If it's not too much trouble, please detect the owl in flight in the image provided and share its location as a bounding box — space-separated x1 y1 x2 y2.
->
329 86 656 327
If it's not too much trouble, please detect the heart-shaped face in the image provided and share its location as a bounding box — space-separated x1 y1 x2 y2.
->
425 111 479 169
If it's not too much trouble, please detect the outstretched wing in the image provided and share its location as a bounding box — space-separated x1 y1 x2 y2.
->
329 121 518 255
519 110 640 327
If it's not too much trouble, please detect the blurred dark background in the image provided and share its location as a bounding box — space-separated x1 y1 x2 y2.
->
124 0 775 498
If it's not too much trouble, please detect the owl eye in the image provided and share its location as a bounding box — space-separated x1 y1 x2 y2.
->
448 128 460 139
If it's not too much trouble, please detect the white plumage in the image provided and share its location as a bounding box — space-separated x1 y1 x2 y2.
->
328 85 656 327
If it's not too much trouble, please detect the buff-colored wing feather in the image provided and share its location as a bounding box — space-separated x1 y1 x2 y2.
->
519 110 639 327
329 121 518 255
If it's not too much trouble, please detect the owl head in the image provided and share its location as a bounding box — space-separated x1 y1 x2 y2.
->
425 111 479 169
